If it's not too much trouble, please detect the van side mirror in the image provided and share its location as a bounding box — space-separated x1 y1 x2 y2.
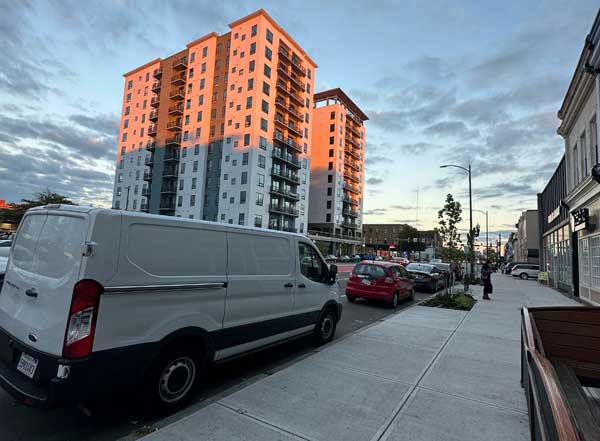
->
328 264 338 284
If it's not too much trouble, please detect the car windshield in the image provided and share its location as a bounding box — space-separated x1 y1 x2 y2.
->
406 263 433 273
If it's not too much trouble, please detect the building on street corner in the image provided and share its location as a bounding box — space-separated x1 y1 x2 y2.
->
559 10 600 304
537 155 574 294
513 210 540 264
362 224 439 260
111 9 316 234
307 88 368 255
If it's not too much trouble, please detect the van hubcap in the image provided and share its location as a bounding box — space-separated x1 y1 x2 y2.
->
320 315 334 339
158 357 196 403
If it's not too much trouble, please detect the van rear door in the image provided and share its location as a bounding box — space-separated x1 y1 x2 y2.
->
0 210 89 356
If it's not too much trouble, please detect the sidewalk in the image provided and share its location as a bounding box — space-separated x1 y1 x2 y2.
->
141 275 578 441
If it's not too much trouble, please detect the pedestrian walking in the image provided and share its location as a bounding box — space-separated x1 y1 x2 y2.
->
481 260 492 300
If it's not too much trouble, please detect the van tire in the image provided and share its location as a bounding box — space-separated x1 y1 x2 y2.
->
314 307 337 345
520 273 528 280
140 342 205 415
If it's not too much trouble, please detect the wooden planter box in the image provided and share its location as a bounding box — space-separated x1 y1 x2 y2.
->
521 306 600 441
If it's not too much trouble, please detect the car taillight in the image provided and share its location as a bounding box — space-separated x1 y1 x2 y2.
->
63 279 102 359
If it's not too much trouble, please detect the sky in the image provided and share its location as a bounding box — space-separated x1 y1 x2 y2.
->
0 0 598 243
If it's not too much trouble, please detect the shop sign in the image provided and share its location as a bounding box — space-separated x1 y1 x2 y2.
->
547 207 560 224
572 208 590 232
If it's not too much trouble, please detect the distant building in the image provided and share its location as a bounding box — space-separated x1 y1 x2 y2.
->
363 224 440 259
0 199 9 209
513 210 539 264
308 88 367 256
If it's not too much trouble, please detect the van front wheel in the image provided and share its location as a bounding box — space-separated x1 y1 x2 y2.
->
314 308 337 345
141 343 204 414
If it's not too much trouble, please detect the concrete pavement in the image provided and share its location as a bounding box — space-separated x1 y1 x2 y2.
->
141 274 578 441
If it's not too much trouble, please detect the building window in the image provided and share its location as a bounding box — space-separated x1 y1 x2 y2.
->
238 213 245 225
200 78 205 89
330 123 335 132
244 133 251 146
580 238 591 287
326 213 331 222
326 200 332 209
259 136 267 150
192 177 197 189
264 64 271 78
250 42 256 55
265 47 272 61
327 187 332 196
177 196 183 207
329 149 334 157
248 78 254 90
249 60 255 72
261 100 269 114
199 95 204 105
240 191 247 204
262 81 270 96
328 162 333 170
256 192 264 206
246 96 252 109
266 29 273 43
329 136 334 145
245 115 252 127
179 179 184 190
242 152 249 165
254 215 262 227
258 155 266 168
258 173 265 187
202 47 208 57
260 118 268 131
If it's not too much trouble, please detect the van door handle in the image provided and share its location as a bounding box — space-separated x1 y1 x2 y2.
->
25 288 38 298
298 283 306 288
284 283 294 288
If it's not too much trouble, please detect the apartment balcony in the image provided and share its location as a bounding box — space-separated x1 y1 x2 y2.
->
148 124 158 137
144 155 154 166
271 168 300 184
272 149 301 168
143 171 153 181
268 203 299 217
275 98 303 121
343 182 360 194
270 186 300 200
150 96 160 108
345 135 359 147
172 56 188 71
140 203 149 212
168 103 184 115
287 122 303 137
344 158 359 170
346 172 360 183
345 146 361 160
148 110 159 122
274 132 302 153
346 122 360 136
289 74 305 91
153 68 162 79
166 119 182 131
290 56 307 76
146 141 156 152
170 72 186 85
159 202 175 212
343 209 359 218
160 185 177 195
165 134 181 146
347 112 362 125
162 168 178 179
343 195 358 206
141 186 151 197
342 220 357 229
163 150 180 162
269 223 298 233
169 88 185 101
151 81 161 93
276 81 303 105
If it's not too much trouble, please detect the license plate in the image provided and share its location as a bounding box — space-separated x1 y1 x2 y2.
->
361 279 372 286
17 353 38 379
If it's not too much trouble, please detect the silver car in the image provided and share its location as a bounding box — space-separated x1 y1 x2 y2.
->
511 264 540 280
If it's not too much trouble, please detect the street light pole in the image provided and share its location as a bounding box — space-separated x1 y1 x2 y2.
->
474 209 489 260
440 163 474 279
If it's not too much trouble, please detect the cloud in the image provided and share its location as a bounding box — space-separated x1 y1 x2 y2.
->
365 154 388 166
69 114 120 135
422 121 480 139
399 142 444 154
366 177 384 185
364 208 387 215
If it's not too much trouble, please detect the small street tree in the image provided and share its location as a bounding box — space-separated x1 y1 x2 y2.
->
437 194 464 262
0 189 76 227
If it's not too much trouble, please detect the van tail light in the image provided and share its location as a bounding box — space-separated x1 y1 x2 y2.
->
63 280 103 359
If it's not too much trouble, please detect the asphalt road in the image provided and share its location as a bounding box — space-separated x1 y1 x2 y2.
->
1 271 431 441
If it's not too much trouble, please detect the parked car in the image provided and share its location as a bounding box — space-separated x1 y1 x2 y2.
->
0 205 342 412
505 262 527 275
0 255 7 289
430 262 452 285
346 262 415 307
0 240 12 258
511 264 540 280
325 254 338 262
391 257 410 266
406 263 444 292
339 255 351 263
358 253 377 261
351 255 362 263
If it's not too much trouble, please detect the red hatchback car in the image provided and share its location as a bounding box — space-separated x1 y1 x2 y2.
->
346 261 416 308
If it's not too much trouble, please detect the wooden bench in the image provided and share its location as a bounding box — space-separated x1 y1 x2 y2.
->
522 306 600 441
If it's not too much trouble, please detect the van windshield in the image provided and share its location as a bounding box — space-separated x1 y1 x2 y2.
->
12 214 87 278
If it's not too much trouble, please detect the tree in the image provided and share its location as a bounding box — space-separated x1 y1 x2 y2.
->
0 189 76 226
437 194 464 262
466 223 481 263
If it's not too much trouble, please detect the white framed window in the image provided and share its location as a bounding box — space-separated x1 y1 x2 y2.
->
579 237 590 287
591 235 600 289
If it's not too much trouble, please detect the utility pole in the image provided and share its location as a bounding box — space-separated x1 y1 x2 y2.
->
125 186 131 211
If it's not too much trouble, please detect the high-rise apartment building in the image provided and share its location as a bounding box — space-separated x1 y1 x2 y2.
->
308 89 368 254
112 10 316 233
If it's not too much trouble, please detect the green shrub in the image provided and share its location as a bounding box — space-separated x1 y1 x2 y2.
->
421 292 476 311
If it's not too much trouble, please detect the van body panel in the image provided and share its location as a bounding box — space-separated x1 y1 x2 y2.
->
79 209 121 284
0 211 89 356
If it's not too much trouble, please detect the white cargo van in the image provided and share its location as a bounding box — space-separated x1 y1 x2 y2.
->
0 206 341 411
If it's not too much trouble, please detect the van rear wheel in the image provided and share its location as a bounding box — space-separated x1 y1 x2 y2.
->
314 308 337 345
141 343 204 414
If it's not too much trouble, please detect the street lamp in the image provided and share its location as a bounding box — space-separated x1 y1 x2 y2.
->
440 163 473 279
473 209 488 260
